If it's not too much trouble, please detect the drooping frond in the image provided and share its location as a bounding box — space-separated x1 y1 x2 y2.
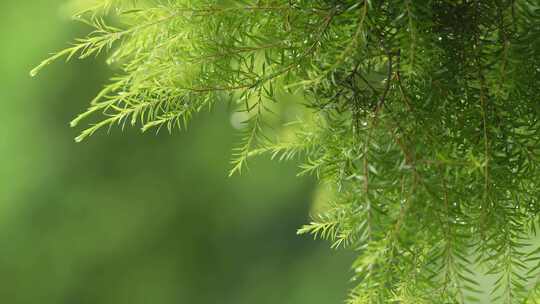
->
34 0 540 302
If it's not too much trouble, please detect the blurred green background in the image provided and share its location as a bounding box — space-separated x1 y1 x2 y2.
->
0 1 353 303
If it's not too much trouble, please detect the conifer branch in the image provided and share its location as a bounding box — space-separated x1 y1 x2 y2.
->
34 1 540 302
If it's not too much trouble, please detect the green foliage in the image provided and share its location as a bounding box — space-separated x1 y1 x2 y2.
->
33 0 540 302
